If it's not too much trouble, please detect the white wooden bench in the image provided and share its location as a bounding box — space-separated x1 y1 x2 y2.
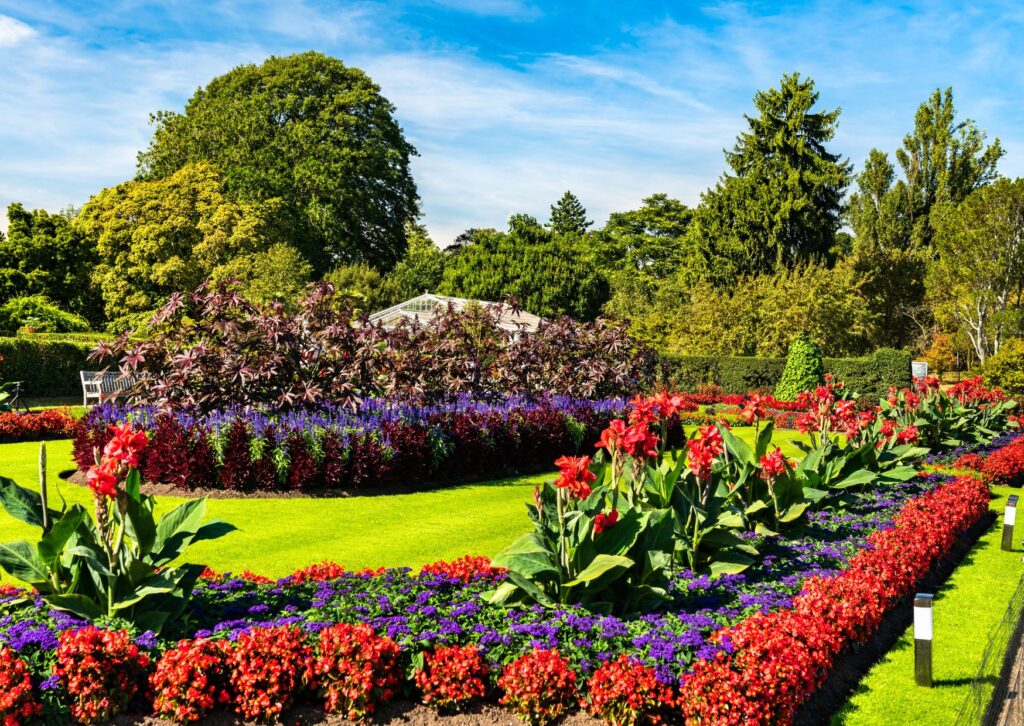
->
80 371 135 406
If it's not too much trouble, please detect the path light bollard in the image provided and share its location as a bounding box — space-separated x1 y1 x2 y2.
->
1003 494 1019 552
914 593 933 687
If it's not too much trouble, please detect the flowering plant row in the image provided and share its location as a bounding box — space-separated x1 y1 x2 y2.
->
0 458 1000 724
71 391 803 494
0 408 77 444
882 375 1017 450
488 380 938 614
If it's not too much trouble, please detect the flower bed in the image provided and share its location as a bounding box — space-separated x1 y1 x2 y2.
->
0 409 77 444
71 392 803 494
0 438 1010 724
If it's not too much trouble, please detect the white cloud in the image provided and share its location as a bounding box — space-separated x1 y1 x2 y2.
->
2 0 1024 250
0 13 33 46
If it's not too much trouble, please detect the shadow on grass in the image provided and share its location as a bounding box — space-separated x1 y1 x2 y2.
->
933 676 996 688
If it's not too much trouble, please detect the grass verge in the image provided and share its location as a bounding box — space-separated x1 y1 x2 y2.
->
832 484 1024 725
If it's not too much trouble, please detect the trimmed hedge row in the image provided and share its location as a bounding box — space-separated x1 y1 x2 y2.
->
663 348 912 402
0 337 94 397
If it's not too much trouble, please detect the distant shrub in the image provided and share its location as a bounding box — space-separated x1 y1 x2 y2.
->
93 281 655 412
775 335 825 401
0 295 90 334
0 337 93 396
985 339 1024 397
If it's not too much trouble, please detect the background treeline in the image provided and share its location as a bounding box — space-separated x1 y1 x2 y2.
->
2 53 1023 386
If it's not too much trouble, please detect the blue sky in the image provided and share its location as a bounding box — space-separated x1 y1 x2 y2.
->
2 1 1023 244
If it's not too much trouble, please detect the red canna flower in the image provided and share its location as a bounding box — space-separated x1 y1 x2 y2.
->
595 420 627 453
554 455 596 498
896 425 919 445
103 424 149 468
628 395 658 426
622 423 659 460
759 447 789 482
740 395 769 425
86 459 120 499
593 509 619 534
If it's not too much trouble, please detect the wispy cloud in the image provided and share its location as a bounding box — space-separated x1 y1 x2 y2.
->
0 13 33 46
2 1 1024 241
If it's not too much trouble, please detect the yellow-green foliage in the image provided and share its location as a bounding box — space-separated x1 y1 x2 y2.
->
985 338 1024 396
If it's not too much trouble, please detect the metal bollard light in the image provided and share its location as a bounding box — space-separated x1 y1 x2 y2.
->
914 593 933 687
1003 495 1019 552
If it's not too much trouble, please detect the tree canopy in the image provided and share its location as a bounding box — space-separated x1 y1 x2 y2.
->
688 73 851 283
78 162 277 326
0 204 101 324
440 215 608 320
137 51 419 274
548 191 593 237
929 177 1024 363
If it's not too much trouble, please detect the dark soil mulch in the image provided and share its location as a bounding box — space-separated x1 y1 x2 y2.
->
60 467 549 500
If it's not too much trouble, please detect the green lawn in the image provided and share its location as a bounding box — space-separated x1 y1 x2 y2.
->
832 485 1024 725
0 427 811 580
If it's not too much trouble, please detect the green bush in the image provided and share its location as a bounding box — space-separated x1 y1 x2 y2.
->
0 337 94 396
985 339 1024 397
0 295 90 334
775 335 825 401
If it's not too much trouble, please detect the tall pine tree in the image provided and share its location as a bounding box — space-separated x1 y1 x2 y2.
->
548 191 592 237
689 73 851 283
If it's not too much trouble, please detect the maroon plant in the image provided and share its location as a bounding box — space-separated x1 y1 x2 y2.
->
286 434 321 491
91 281 654 413
220 420 255 491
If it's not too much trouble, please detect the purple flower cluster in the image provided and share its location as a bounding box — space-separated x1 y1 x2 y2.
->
925 431 1023 465
85 394 629 445
0 469 956 694
148 472 942 685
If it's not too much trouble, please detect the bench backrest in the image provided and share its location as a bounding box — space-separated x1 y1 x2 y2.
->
81 371 135 396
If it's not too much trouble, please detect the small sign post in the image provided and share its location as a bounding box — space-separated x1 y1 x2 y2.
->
914 594 933 687
1004 495 1019 552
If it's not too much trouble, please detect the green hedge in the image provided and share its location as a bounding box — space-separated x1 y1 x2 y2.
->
662 348 912 402
0 337 95 397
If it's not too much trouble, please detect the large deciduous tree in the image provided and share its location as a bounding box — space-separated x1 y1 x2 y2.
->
136 51 419 274
388 223 448 299
78 162 277 327
929 178 1024 364
0 203 101 325
846 88 1003 350
688 73 851 283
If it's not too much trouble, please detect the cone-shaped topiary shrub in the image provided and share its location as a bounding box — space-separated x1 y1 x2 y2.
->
775 334 824 401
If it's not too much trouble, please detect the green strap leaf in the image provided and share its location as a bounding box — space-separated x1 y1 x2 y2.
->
0 541 50 585
564 554 633 587
38 506 88 567
0 476 59 529
45 593 103 621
